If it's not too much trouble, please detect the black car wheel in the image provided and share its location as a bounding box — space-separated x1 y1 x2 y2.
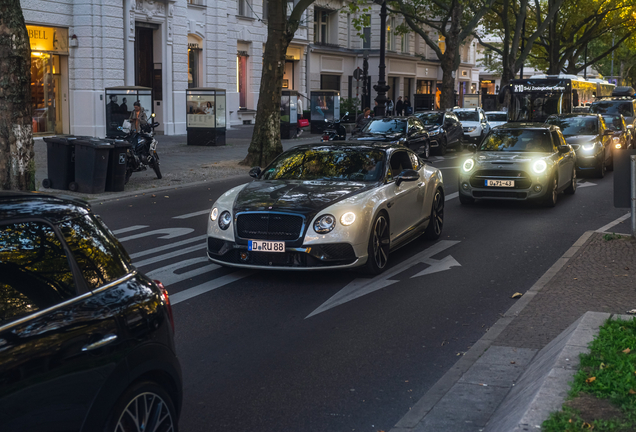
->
564 168 577 195
424 189 444 240
607 153 614 172
366 212 390 275
437 136 447 156
106 381 178 432
543 175 558 207
596 157 606 178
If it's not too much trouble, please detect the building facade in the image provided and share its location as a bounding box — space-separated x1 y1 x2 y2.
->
21 0 481 138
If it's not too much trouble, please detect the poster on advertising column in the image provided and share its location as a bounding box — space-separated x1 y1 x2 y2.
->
187 95 216 128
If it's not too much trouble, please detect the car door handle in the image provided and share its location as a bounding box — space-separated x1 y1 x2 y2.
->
82 334 118 352
387 201 394 208
418 182 424 187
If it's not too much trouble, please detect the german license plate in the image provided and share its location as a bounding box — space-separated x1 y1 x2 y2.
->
485 179 515 187
248 240 285 252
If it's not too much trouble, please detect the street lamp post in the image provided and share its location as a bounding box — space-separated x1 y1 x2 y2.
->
373 0 390 118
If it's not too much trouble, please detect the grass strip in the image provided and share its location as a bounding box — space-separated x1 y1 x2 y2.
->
542 317 636 432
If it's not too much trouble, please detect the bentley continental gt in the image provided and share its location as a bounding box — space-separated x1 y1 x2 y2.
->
207 143 445 274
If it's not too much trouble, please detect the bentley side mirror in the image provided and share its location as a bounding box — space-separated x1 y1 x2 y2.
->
249 167 262 179
395 169 420 187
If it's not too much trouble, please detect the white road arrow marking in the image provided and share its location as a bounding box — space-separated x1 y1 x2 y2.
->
174 209 210 219
118 227 194 242
306 240 460 319
577 181 597 188
410 255 461 278
146 257 220 286
112 225 149 235
171 270 257 305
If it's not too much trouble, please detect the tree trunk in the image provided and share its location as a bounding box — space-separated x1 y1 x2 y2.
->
0 0 34 191
439 56 456 109
242 0 290 168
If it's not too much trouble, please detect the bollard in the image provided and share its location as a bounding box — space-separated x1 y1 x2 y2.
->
632 155 636 237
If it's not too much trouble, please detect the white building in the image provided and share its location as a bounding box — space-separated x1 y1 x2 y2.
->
21 0 481 138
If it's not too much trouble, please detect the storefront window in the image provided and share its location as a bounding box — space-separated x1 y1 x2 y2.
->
416 80 433 94
237 54 248 108
188 46 201 88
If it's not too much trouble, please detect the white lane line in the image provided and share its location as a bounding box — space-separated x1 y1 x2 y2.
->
112 225 149 235
596 213 631 233
577 182 597 189
171 270 257 305
134 244 204 268
119 227 195 242
173 209 210 219
445 192 459 201
129 235 206 259
306 240 460 318
146 257 220 286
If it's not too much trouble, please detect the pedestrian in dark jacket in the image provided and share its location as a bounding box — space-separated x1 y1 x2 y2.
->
395 96 404 116
404 96 412 115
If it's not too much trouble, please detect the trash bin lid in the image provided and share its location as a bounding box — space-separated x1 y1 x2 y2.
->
74 138 114 148
103 138 132 148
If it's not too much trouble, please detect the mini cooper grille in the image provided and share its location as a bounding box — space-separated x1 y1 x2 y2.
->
470 170 532 189
236 213 304 240
473 191 528 198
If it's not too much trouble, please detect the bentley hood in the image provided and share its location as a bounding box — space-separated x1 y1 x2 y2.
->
232 180 372 218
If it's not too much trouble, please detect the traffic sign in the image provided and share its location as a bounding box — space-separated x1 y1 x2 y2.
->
353 67 363 81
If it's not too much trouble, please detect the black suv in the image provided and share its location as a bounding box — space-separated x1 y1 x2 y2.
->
590 97 636 133
0 192 182 432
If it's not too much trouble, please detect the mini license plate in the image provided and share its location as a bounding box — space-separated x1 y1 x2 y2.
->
248 240 285 253
485 179 515 187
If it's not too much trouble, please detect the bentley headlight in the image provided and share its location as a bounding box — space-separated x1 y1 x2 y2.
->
218 211 232 230
340 212 356 226
582 143 596 151
462 158 475 172
314 214 336 233
210 207 219 221
532 160 547 174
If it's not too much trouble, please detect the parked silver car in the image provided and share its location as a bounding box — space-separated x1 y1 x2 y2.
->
458 124 577 207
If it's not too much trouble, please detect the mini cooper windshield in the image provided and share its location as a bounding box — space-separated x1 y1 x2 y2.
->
545 117 598 136
362 118 407 134
261 147 386 182
479 129 553 152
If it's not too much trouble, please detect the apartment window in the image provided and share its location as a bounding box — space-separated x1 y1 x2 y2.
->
363 25 371 49
188 44 201 88
321 74 340 91
314 9 329 43
347 14 351 48
401 33 408 53
386 18 395 51
237 52 248 108
238 0 252 17
188 0 206 5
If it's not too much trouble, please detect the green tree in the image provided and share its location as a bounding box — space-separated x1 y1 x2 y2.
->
243 0 316 168
0 0 34 191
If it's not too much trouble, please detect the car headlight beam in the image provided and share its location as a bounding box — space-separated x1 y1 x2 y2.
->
582 143 595 151
218 211 232 230
340 212 356 226
314 214 336 234
462 158 475 172
532 160 547 174
210 207 219 221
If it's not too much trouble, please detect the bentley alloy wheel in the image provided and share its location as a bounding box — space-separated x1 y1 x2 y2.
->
366 213 390 274
424 189 444 240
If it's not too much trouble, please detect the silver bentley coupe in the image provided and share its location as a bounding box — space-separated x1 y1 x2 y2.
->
207 143 445 274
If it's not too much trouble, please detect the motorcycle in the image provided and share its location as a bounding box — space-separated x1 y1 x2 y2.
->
118 113 162 183
321 112 348 142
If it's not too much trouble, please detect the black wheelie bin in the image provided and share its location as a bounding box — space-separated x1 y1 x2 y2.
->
42 136 76 190
104 139 132 192
71 138 114 194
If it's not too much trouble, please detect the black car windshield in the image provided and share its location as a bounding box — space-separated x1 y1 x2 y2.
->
455 111 479 121
603 116 624 131
479 129 553 152
590 102 634 117
362 118 407 134
545 117 598 136
487 113 508 122
261 147 386 182
418 113 443 125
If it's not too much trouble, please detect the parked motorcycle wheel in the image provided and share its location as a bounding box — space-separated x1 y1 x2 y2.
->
150 155 162 179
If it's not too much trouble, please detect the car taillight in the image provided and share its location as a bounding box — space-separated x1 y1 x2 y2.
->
154 280 175 333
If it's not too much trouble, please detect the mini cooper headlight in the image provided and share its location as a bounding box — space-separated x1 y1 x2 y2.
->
210 207 219 221
582 143 596 151
314 214 336 233
462 158 475 172
218 211 232 230
340 212 356 226
532 160 547 174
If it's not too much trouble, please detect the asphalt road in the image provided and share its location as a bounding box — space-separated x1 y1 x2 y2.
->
93 150 628 432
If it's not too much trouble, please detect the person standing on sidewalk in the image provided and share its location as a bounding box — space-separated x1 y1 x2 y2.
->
129 101 148 132
404 96 412 115
296 95 304 137
395 96 404 116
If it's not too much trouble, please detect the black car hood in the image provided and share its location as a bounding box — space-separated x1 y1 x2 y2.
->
564 135 598 145
423 125 442 131
352 132 403 141
233 180 372 218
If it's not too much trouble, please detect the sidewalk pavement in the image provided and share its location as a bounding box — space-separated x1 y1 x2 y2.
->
34 125 322 201
392 228 636 431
